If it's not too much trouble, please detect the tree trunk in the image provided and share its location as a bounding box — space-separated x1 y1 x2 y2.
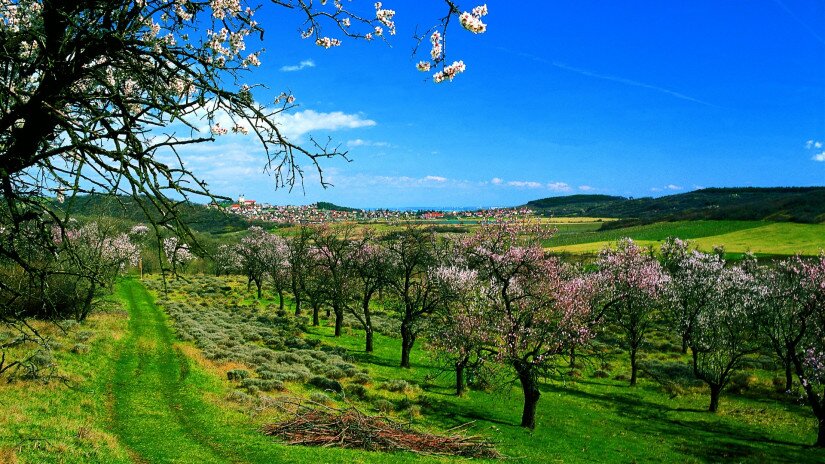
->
569 344 576 368
455 358 467 396
681 333 689 354
312 303 320 326
326 307 331 318
516 363 541 429
278 288 284 311
709 383 722 412
817 416 825 447
292 277 302 316
784 360 793 392
365 328 374 352
363 296 374 352
629 346 638 386
400 319 415 368
333 304 343 336
79 281 96 322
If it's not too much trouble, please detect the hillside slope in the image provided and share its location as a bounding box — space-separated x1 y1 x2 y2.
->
526 187 825 224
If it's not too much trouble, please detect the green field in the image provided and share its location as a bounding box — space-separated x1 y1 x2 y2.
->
1 276 822 463
544 220 825 256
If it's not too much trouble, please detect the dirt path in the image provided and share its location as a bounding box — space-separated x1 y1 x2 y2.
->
111 279 229 463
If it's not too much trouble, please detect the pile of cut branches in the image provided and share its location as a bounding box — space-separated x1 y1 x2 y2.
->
262 406 499 458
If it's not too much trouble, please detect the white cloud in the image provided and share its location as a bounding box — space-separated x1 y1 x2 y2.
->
276 110 376 140
280 59 316 72
547 182 572 192
650 187 662 192
347 139 390 148
578 185 594 191
507 181 543 188
813 151 825 162
425 175 447 182
490 177 503 185
666 184 682 190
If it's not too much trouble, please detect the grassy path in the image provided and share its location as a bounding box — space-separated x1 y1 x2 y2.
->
111 278 436 464
112 279 228 463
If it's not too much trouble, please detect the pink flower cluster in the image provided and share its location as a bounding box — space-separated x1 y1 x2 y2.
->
374 2 396 35
433 60 466 83
316 37 342 48
459 4 488 34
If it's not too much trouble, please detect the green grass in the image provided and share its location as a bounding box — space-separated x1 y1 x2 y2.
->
303 325 820 463
111 278 457 464
0 309 132 463
545 220 825 256
3 277 823 463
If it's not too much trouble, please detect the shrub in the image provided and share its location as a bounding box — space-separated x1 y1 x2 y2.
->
381 379 417 394
226 390 253 404
344 384 369 401
310 392 334 405
241 378 285 392
227 369 250 381
374 399 394 414
351 373 371 385
727 373 757 394
71 343 90 355
592 369 610 379
308 376 343 393
30 351 54 367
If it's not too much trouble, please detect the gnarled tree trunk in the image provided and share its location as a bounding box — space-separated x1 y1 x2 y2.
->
515 362 541 429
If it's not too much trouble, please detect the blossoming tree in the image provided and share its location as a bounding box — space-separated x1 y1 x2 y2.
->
235 226 273 298
660 237 725 354
596 238 668 386
348 233 390 352
426 264 488 396
0 0 490 330
460 220 595 429
777 255 825 447
689 264 763 412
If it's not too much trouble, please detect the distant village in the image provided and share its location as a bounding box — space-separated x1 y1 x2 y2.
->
218 195 534 224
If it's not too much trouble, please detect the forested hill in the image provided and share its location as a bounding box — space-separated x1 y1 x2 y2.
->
526 187 825 224
316 201 360 212
52 195 260 234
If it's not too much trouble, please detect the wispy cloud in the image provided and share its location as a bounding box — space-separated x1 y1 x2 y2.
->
805 139 825 161
547 182 572 192
651 184 683 192
280 59 316 72
551 61 715 107
578 185 594 191
347 139 391 148
498 48 715 107
490 177 503 185
425 175 447 182
276 110 376 140
771 0 825 46
507 180 544 188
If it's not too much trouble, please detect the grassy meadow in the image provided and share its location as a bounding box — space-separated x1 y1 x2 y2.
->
544 220 825 256
1 274 822 463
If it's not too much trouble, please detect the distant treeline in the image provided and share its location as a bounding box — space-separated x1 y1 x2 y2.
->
53 194 268 235
525 187 825 226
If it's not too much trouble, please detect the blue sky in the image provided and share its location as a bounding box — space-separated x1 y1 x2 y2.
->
183 0 825 208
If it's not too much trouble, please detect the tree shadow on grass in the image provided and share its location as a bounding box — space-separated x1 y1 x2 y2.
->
540 382 816 463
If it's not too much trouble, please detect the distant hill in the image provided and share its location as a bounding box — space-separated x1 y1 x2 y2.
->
316 202 360 213
526 187 825 225
54 195 264 234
